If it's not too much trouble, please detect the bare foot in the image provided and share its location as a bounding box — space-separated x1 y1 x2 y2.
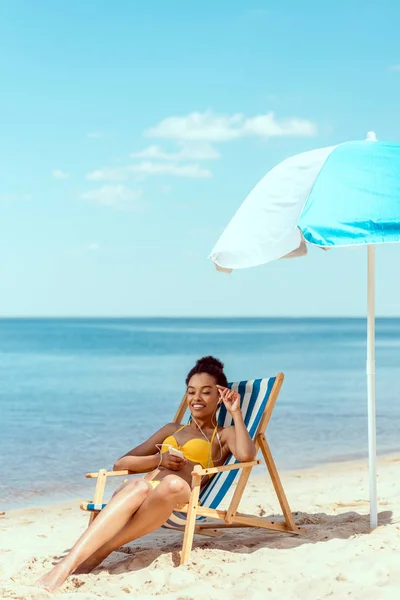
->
74 557 103 574
36 561 71 593
73 548 109 574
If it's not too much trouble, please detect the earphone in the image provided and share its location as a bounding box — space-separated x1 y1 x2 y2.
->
190 411 224 466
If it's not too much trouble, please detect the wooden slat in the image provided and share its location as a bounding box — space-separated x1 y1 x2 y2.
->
195 523 250 530
225 466 252 523
180 466 202 564
166 524 223 537
86 470 129 479
189 507 230 520
255 372 284 436
88 468 107 525
180 505 299 534
231 514 299 533
195 460 260 476
173 392 188 423
194 528 223 537
258 433 298 532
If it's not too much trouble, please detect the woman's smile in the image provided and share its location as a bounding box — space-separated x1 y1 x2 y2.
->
191 401 206 410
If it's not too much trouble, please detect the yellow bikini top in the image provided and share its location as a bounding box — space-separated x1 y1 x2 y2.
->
161 424 218 469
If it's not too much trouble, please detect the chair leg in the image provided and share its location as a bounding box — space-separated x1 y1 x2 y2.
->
258 433 298 531
225 467 252 523
88 469 108 526
180 469 202 565
195 527 223 537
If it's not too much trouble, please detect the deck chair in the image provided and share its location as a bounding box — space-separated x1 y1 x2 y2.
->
81 372 300 564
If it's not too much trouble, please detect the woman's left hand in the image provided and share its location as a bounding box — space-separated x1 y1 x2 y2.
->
217 385 241 415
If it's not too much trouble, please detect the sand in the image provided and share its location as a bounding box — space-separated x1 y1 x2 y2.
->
1 455 399 600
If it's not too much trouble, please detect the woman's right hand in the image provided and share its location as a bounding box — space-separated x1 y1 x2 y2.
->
159 452 187 471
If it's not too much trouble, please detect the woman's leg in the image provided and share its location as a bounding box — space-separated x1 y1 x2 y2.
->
37 479 151 592
75 475 191 574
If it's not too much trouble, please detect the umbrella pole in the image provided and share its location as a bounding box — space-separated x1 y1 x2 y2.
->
367 244 377 528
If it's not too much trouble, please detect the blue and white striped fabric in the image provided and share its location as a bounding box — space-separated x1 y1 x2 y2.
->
209 133 400 271
85 377 275 530
86 503 107 511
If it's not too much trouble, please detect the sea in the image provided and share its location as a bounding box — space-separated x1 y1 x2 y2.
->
1 318 399 510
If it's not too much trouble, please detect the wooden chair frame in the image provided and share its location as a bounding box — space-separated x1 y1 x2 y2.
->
82 373 300 564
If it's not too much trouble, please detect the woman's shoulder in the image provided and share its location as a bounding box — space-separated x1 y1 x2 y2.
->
161 422 184 436
219 424 234 440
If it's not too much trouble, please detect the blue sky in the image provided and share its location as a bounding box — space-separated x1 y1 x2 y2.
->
1 0 400 317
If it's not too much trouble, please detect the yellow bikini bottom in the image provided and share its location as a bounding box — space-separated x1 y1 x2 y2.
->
148 480 160 489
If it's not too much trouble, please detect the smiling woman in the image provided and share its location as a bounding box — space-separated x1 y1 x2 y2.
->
37 355 256 593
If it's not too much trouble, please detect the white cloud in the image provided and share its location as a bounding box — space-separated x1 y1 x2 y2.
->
128 161 211 178
388 65 400 72
131 142 220 161
84 110 314 190
242 114 316 137
80 186 143 210
146 110 317 142
86 168 127 182
52 169 70 179
147 112 242 142
86 161 212 181
87 131 103 139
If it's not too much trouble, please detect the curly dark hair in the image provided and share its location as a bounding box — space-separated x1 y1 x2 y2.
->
185 356 228 387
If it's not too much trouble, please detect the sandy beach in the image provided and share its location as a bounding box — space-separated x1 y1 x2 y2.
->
1 454 399 600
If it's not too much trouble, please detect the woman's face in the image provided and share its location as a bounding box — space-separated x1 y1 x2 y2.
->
186 373 220 419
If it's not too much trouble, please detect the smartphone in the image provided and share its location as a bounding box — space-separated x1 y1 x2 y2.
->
169 447 184 459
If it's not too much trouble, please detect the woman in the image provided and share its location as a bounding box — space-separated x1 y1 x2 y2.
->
38 356 256 592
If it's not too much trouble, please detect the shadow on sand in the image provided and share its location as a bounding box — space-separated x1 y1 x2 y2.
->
86 509 393 574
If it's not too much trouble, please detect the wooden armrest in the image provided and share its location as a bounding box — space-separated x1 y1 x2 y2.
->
87 460 260 480
86 470 130 479
193 460 260 477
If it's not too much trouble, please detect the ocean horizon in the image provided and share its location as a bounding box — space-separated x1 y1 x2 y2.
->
1 317 399 510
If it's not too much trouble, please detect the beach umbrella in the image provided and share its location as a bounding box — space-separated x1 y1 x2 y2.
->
209 132 400 529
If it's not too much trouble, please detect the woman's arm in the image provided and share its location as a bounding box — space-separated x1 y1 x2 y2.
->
113 423 179 472
222 414 257 462
217 386 256 462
